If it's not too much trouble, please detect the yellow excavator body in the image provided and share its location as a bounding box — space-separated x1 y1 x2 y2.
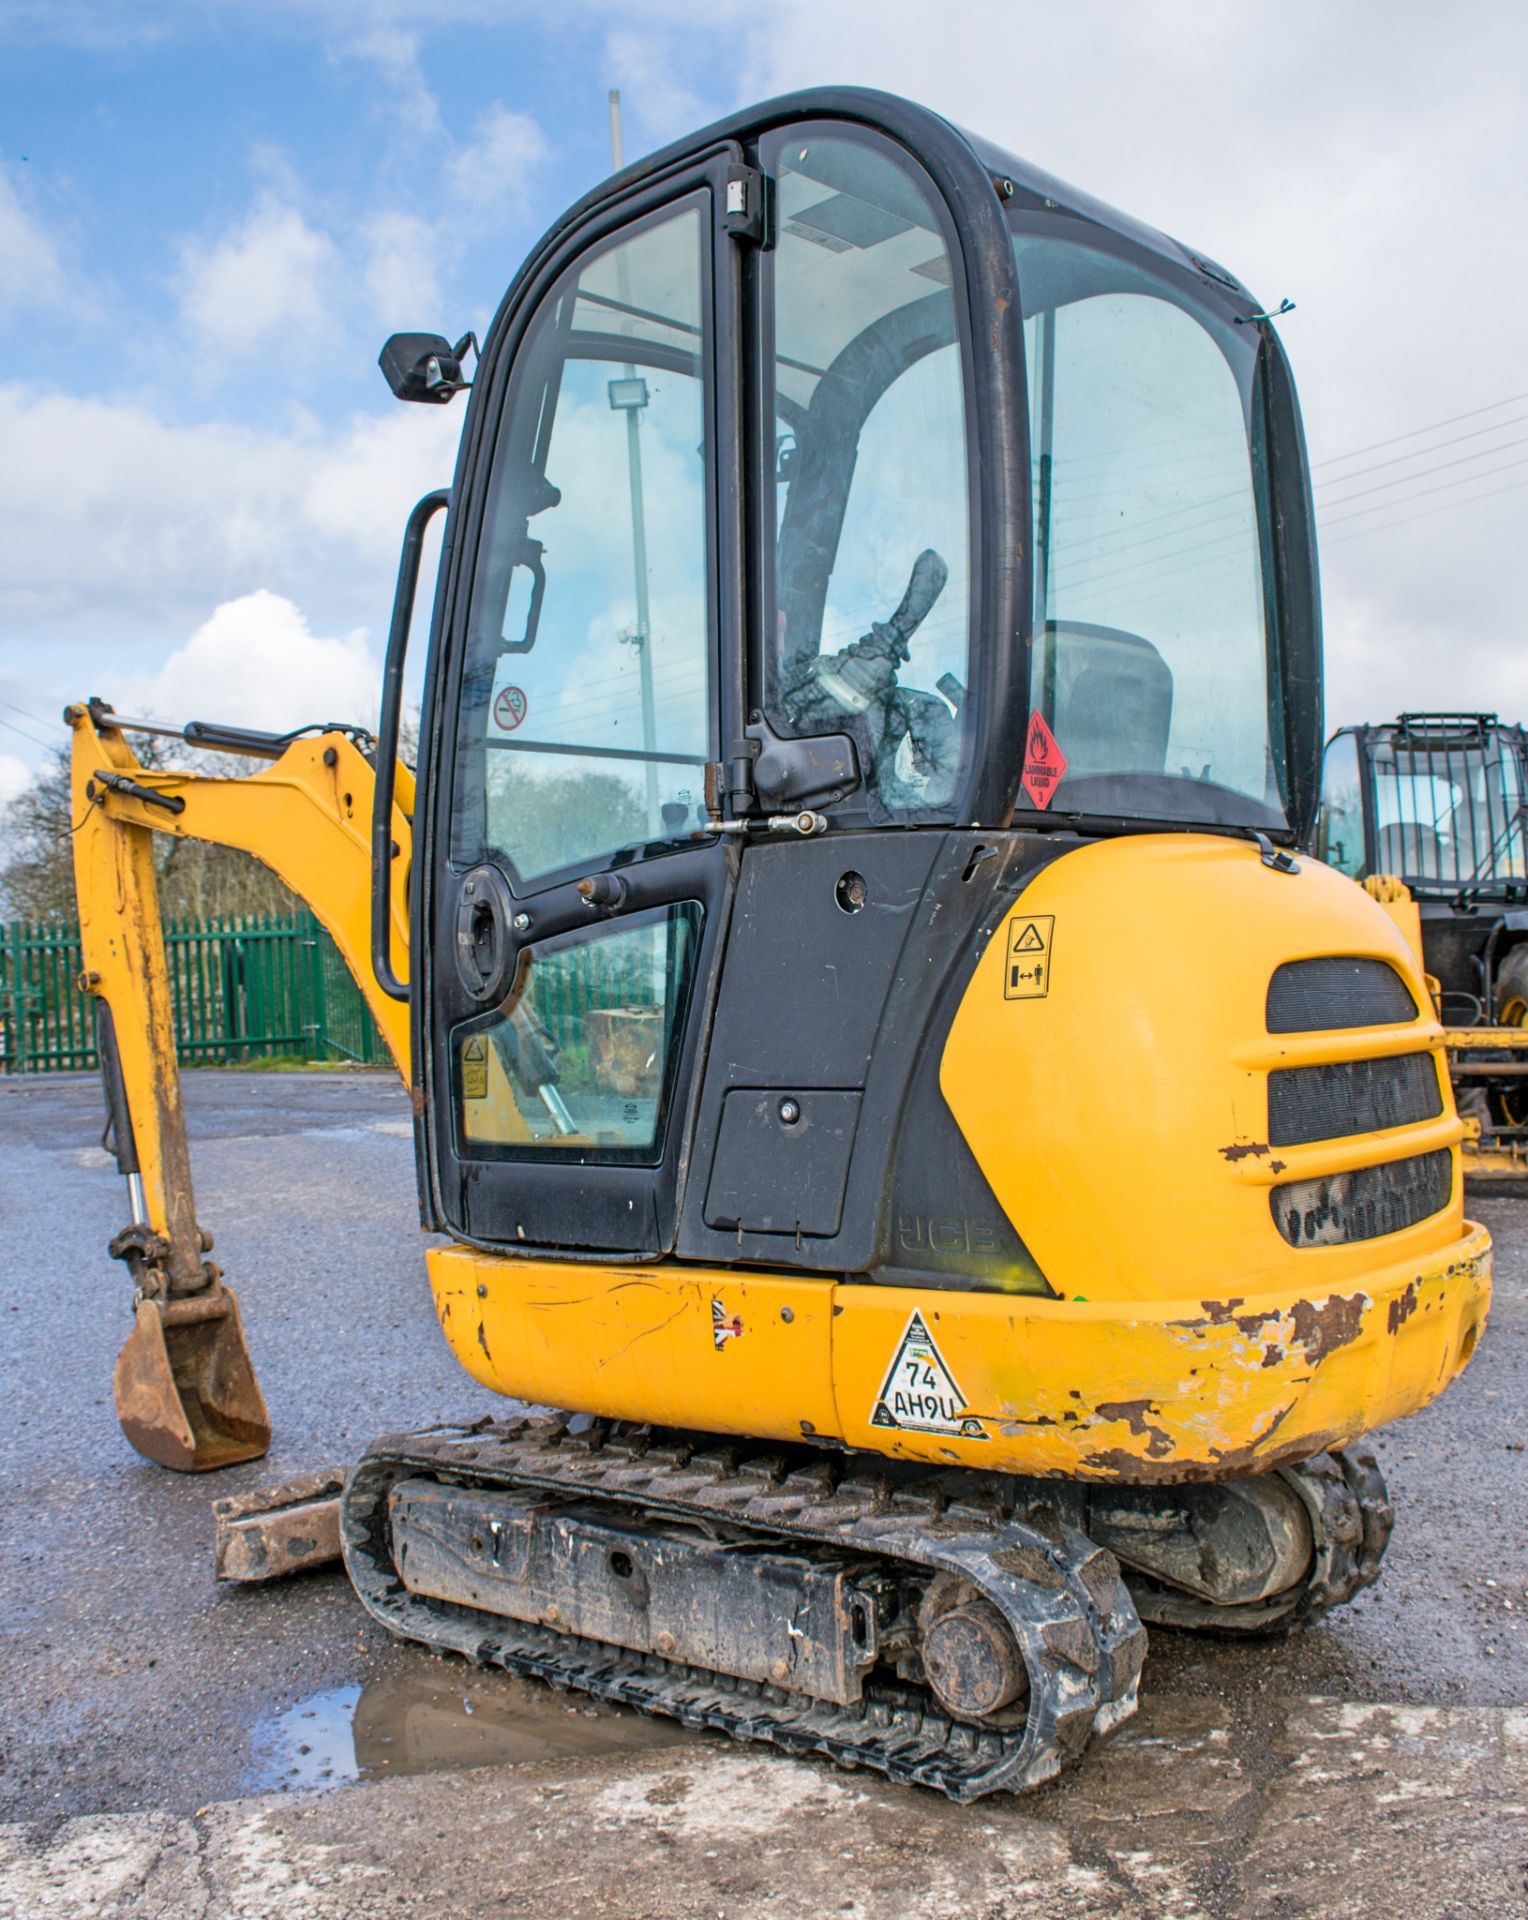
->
431 832 1487 1479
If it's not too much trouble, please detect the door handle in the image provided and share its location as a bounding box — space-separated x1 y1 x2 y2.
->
372 486 450 1002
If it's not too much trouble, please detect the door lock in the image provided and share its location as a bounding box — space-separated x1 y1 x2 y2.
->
454 867 518 1003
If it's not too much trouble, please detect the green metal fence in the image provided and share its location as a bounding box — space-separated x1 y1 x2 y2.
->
0 912 384 1074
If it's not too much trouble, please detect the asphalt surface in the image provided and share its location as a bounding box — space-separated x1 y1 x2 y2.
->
1 1069 1526 1918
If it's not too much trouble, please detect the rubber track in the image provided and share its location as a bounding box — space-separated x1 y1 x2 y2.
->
341 1417 1147 1801
1127 1446 1395 1635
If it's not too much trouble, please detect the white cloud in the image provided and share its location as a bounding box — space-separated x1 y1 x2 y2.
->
0 752 30 809
176 194 338 362
0 166 72 319
362 211 444 325
121 590 380 733
0 383 462 682
446 103 549 216
345 26 443 139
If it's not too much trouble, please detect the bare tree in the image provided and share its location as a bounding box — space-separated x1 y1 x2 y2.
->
0 741 297 924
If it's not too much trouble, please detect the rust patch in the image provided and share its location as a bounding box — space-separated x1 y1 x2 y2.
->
1078 1410 1348 1483
1094 1398 1155 1437
1093 1399 1175 1458
1197 1298 1247 1324
1289 1293 1367 1363
1261 1344 1284 1368
1387 1279 1420 1334
476 1318 492 1363
1219 1140 1272 1162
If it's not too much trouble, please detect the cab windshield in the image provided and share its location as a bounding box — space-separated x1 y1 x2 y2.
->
1012 222 1286 830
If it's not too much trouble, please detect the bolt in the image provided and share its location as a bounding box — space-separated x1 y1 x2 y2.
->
994 176 1016 200
779 1098 800 1126
654 1630 676 1655
513 912 531 933
78 970 101 991
477 1283 488 1299
780 1306 795 1324
770 1658 790 1683
464 880 476 897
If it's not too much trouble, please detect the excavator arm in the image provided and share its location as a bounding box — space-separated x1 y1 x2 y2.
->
65 698 413 1470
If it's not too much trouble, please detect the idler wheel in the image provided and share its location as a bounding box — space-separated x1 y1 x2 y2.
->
921 1596 1028 1721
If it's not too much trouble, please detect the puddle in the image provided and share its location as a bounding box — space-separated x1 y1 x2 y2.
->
255 1666 688 1793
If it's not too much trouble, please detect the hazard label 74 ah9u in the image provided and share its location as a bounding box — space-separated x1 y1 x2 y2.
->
871 1311 988 1439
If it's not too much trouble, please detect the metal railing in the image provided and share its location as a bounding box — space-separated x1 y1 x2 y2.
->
0 912 383 1074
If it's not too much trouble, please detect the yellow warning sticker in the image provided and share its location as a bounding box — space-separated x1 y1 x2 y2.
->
461 1034 489 1100
1003 914 1054 999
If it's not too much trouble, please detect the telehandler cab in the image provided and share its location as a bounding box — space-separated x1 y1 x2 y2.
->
1317 712 1528 1181
67 88 1490 1801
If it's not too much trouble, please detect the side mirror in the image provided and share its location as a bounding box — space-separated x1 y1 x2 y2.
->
379 331 476 404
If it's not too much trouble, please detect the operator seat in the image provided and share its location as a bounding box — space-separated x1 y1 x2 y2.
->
1376 820 1445 882
1045 620 1174 780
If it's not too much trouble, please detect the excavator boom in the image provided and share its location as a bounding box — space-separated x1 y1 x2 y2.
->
66 698 412 1469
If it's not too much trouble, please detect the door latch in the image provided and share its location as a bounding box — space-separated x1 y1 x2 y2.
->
723 165 770 246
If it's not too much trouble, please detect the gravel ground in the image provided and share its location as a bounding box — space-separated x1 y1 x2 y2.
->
1 1069 1524 1918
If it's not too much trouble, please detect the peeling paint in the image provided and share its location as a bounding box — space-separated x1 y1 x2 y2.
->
1219 1140 1273 1162
1289 1293 1367 1363
1387 1280 1420 1335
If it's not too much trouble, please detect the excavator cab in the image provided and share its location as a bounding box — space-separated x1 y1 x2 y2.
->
69 90 1490 1800
392 92 1323 1266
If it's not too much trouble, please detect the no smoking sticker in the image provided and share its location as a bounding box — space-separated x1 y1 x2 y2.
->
1004 914 1054 999
493 685 528 732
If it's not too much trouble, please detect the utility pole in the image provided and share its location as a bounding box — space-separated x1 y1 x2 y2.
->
607 88 660 836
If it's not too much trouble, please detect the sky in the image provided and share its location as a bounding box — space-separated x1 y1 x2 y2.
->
1 0 1525 812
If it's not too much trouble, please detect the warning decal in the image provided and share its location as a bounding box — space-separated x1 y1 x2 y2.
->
493 685 528 732
870 1311 989 1440
1004 913 1054 1000
461 1034 489 1100
711 1297 744 1350
1021 710 1068 810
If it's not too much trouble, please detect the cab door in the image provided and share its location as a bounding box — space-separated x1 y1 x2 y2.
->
420 153 744 1255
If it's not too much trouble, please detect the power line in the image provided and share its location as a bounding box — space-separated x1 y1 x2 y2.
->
0 711 56 753
1314 390 1528 469
1322 472 1528 550
1316 414 1528 496
1319 439 1528 516
0 695 61 733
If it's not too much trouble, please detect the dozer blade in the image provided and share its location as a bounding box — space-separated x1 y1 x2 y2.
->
113 1285 271 1472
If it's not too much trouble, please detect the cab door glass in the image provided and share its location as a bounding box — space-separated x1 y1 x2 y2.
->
455 904 702 1162
1315 732 1367 877
454 201 713 888
764 130 972 816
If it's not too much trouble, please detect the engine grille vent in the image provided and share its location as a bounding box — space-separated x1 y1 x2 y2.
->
1268 1054 1443 1148
1271 1149 1452 1247
1266 957 1417 1033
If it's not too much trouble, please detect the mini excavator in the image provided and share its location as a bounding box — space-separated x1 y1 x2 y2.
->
68 89 1491 1801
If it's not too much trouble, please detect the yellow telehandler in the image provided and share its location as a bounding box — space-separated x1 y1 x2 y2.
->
67 87 1489 1801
